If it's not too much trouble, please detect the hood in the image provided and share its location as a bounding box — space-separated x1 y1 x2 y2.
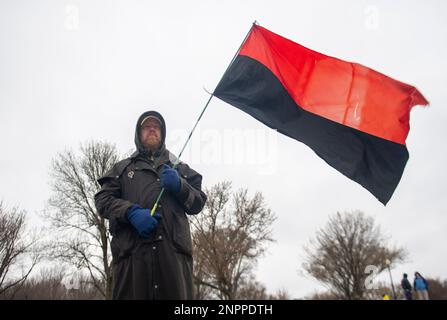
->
134 110 167 158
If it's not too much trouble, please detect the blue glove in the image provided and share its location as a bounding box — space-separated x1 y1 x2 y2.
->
126 205 162 238
160 164 181 193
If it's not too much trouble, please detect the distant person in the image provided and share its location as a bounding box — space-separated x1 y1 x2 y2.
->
401 273 413 300
414 272 429 300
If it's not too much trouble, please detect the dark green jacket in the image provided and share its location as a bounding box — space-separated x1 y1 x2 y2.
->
94 111 207 299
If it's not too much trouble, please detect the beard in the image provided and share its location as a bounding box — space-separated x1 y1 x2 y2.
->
142 135 161 151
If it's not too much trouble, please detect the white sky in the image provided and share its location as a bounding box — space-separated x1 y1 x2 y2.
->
1 0 446 298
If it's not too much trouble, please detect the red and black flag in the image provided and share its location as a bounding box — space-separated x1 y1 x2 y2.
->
214 24 428 205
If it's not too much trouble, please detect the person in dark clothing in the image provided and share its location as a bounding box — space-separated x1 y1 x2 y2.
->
94 110 207 299
401 273 413 300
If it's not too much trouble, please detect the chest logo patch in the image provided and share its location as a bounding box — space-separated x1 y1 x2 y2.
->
127 171 135 179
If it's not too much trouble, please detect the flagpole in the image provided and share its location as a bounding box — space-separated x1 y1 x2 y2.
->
150 21 258 216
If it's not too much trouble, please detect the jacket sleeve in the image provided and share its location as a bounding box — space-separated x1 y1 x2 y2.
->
94 161 134 224
174 163 207 215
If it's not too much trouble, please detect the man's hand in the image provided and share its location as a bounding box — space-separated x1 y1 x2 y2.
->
127 205 162 238
160 164 181 193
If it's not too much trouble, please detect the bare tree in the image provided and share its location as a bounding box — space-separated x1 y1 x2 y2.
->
191 182 276 300
302 210 406 300
0 202 40 298
425 278 447 300
365 281 405 300
236 276 291 300
43 140 119 299
10 265 104 300
304 290 339 300
307 281 406 300
11 266 67 300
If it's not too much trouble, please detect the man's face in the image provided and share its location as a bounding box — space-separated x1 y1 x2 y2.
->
140 118 162 151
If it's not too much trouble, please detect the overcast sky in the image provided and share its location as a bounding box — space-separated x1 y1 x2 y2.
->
1 0 446 298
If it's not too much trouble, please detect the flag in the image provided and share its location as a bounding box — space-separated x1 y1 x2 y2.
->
214 24 428 205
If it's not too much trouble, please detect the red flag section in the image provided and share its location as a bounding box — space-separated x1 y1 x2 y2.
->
214 24 428 204
239 25 428 145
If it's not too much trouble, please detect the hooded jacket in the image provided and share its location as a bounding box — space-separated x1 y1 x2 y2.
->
94 111 207 299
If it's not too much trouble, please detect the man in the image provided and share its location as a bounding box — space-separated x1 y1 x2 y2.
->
401 273 413 300
94 110 207 299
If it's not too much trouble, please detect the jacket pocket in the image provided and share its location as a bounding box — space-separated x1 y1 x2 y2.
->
172 211 193 257
111 226 139 264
